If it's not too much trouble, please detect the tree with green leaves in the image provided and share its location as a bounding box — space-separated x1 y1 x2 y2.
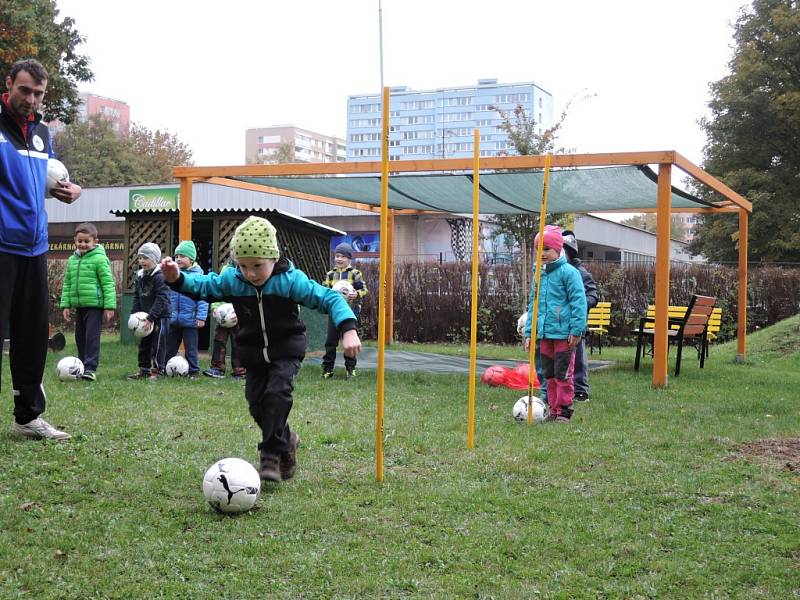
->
53 115 193 186
247 141 297 165
0 0 93 123
128 123 193 182
620 213 687 240
691 0 800 263
489 94 589 280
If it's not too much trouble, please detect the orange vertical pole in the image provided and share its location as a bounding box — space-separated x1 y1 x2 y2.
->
179 177 193 242
467 130 480 449
385 209 395 345
653 163 672 388
736 209 748 363
376 86 390 482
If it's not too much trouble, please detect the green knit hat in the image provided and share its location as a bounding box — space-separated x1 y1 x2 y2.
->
174 240 197 262
230 216 279 259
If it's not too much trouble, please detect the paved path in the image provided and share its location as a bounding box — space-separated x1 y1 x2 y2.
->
306 347 614 375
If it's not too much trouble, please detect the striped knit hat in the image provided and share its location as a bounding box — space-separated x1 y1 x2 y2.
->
230 216 279 259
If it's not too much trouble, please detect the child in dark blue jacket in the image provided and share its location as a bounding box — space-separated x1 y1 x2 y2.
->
166 240 208 377
161 217 362 483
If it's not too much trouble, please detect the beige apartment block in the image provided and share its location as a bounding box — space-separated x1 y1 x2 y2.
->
245 125 346 164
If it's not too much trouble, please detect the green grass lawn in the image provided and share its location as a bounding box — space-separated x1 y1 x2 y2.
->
2 318 799 599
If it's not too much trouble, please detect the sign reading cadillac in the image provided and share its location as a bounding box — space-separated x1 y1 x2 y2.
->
129 187 179 211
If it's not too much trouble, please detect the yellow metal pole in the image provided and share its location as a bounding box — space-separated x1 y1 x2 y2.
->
653 163 672 388
386 209 395 345
467 130 480 449
179 177 193 242
527 154 553 423
376 86 390 481
736 209 748 363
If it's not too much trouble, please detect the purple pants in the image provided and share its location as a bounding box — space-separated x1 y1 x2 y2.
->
538 338 576 418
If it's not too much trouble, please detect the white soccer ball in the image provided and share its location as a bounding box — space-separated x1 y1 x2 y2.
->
332 280 354 298
202 457 261 515
56 356 84 381
516 311 528 336
46 158 70 198
165 355 190 377
213 303 238 328
512 395 547 423
127 312 153 338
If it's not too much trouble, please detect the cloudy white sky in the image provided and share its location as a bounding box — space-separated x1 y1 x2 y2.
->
55 0 746 169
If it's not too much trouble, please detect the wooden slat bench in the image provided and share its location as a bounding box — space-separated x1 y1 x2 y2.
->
634 295 717 376
587 302 611 355
639 304 723 358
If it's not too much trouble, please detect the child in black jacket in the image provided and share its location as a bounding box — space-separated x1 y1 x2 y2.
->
128 243 171 381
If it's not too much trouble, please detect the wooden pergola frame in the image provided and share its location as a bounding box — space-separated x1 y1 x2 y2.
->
173 149 751 390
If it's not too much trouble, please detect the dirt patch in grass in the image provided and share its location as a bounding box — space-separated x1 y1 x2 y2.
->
734 438 800 471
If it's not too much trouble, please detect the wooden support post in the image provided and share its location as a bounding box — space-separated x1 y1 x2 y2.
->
653 164 672 388
736 209 748 363
179 177 193 242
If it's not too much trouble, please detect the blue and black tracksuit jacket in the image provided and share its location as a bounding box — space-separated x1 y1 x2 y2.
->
170 257 357 367
0 102 53 257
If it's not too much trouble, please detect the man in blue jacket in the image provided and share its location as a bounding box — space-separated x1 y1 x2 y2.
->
1 59 82 440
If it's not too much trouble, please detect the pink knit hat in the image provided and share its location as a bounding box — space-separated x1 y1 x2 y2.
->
533 225 564 253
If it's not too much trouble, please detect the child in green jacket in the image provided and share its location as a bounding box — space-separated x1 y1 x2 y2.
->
60 222 117 381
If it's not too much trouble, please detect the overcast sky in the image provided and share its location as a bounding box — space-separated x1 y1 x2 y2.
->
55 0 746 169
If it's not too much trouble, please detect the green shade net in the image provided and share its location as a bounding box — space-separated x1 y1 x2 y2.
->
233 165 710 214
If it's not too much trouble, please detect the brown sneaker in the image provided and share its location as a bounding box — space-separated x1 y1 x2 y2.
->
149 368 160 381
259 452 281 482
280 432 301 480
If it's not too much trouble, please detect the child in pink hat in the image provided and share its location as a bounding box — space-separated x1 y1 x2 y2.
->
522 226 587 421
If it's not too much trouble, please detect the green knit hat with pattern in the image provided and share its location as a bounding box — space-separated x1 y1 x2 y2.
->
174 240 197 262
231 216 279 259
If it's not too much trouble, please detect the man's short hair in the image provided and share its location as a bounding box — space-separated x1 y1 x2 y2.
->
74 222 99 239
9 59 49 84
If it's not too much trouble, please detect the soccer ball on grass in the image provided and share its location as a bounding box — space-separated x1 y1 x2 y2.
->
512 395 547 423
56 356 84 381
202 458 261 514
165 355 190 377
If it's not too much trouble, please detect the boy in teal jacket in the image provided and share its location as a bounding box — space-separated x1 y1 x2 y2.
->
60 222 117 381
162 216 361 483
523 226 587 421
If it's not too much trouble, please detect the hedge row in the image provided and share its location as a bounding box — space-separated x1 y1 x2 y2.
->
355 261 800 345
46 259 800 346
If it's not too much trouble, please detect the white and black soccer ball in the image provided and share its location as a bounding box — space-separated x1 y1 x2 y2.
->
213 303 238 328
202 458 261 515
46 158 70 198
516 311 528 336
165 355 190 377
127 312 153 338
512 395 547 423
332 280 354 298
56 356 84 381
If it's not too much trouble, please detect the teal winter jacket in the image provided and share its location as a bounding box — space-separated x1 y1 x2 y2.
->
59 244 117 309
523 255 587 340
170 257 357 366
